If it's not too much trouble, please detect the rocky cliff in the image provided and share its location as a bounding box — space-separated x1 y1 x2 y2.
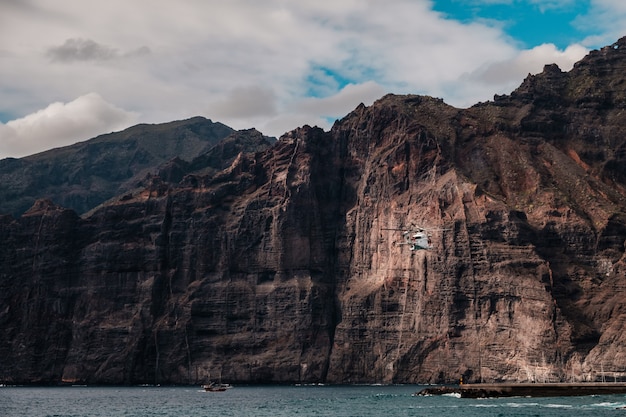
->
2 38 626 385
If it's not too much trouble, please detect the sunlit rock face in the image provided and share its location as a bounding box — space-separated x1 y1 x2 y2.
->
2 38 626 385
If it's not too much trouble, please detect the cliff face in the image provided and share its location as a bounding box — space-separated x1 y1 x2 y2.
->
2 38 626 385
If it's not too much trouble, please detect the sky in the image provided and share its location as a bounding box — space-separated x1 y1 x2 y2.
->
1 0 625 159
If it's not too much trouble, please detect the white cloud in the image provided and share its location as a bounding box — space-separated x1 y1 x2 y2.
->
0 93 137 158
527 0 577 12
464 0 576 8
206 86 278 120
254 81 387 137
295 82 386 117
451 42 588 106
577 0 626 47
203 82 387 137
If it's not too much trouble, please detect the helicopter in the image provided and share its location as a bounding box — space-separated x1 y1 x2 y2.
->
383 225 447 251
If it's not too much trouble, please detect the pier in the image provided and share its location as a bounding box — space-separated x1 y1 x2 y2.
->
416 382 626 398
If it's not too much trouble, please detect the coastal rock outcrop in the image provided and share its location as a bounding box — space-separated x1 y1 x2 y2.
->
2 38 626 385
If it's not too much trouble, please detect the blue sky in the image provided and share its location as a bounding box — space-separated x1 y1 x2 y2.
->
432 0 594 49
1 0 625 158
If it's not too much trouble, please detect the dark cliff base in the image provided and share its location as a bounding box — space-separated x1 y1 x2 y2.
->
417 383 626 398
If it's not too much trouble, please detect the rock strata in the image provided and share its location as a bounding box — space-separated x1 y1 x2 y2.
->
2 39 626 385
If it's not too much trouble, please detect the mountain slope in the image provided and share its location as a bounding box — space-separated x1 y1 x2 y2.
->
0 117 236 217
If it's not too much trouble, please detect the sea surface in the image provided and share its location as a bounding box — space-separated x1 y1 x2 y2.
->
1 384 626 416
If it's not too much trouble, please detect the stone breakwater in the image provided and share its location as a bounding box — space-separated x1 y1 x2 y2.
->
417 383 626 398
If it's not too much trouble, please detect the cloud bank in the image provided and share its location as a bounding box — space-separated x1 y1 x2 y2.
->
1 0 621 158
0 94 137 158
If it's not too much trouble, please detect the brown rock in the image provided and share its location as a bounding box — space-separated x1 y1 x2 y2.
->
2 38 626 385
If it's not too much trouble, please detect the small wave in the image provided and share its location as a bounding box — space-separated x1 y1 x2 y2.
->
591 401 626 409
544 403 573 409
505 402 536 408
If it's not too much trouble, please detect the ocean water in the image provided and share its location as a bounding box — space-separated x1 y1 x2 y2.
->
1 384 626 417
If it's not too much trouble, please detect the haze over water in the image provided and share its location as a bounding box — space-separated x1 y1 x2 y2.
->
2 385 626 416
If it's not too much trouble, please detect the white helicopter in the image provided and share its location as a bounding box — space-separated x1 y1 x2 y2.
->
383 225 446 251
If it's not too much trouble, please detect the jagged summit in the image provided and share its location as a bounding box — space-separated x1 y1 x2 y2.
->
2 38 626 385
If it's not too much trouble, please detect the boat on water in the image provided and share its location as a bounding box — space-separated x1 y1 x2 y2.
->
202 382 233 392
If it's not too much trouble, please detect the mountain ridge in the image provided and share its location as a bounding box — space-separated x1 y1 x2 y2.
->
0 117 275 217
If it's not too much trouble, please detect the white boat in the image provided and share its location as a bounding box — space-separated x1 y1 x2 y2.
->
202 382 232 392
